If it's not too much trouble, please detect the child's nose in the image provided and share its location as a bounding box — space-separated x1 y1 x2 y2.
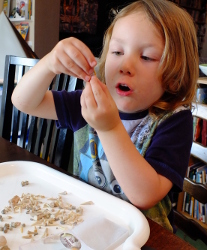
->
119 58 135 76
120 69 131 75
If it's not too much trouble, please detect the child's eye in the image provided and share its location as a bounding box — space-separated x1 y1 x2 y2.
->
112 51 122 56
141 56 154 61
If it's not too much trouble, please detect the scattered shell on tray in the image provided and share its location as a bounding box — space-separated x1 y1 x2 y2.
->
21 181 29 187
0 186 93 246
0 235 9 249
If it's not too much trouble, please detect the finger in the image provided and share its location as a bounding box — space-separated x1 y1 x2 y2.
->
70 38 97 68
83 82 97 108
55 48 91 81
63 47 92 75
64 39 96 76
52 38 96 81
80 91 87 109
50 56 81 78
89 76 108 107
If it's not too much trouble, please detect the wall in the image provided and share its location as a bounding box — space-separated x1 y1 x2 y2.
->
0 12 28 80
34 0 60 58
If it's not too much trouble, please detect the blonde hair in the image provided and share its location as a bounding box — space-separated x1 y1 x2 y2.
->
99 0 199 115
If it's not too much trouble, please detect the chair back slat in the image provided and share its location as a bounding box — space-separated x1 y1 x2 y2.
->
0 61 15 139
33 118 46 156
26 116 38 152
53 128 66 167
19 112 29 148
41 119 55 160
11 106 20 144
48 126 59 164
0 55 84 172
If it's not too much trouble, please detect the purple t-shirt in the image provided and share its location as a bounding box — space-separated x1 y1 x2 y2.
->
52 89 193 232
53 90 193 191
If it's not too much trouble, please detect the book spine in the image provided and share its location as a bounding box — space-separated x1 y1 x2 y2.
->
205 203 207 225
194 117 202 143
28 0 31 19
202 119 207 146
194 199 198 219
189 174 195 217
196 172 205 223
25 0 28 19
3 0 11 16
185 193 190 213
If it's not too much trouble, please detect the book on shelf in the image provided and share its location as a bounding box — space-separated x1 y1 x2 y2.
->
28 0 32 19
194 172 205 222
202 169 207 224
10 0 28 19
3 0 11 16
202 119 207 147
189 174 195 217
193 117 202 143
8 0 32 20
14 22 29 40
193 117 207 147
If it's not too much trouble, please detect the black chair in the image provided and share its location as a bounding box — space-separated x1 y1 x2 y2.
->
0 55 84 171
174 177 207 245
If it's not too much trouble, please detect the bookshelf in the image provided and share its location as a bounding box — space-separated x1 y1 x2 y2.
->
176 155 207 230
2 0 60 58
177 77 207 230
191 77 207 162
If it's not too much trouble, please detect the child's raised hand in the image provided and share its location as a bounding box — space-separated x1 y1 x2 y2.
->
81 76 121 132
46 37 97 82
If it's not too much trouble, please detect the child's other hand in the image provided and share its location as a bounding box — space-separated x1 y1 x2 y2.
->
46 37 97 82
81 76 121 132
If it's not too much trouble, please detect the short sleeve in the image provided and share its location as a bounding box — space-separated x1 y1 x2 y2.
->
145 110 193 191
52 90 86 131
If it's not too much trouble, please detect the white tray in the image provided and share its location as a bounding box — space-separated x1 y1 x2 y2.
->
0 161 150 250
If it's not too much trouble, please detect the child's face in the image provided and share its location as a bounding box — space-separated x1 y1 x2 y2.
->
105 11 165 113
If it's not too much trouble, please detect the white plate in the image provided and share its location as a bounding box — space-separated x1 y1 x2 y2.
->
0 161 150 250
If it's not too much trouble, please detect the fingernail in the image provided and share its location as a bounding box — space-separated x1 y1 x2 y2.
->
89 69 94 75
90 61 97 67
85 75 91 82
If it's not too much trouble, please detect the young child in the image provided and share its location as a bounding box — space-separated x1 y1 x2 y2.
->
12 0 199 232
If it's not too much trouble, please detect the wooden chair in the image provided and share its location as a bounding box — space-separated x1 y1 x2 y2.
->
174 177 207 245
0 55 84 171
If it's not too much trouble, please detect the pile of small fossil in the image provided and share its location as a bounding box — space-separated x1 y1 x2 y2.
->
0 190 85 243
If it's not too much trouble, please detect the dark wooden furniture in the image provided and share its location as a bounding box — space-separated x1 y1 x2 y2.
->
174 76 207 246
0 136 196 250
146 218 196 250
0 55 84 171
0 56 39 146
174 177 207 245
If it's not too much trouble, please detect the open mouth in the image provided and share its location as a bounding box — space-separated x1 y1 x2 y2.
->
116 83 133 96
119 84 130 91
117 83 131 92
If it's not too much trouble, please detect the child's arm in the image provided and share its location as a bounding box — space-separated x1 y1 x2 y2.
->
81 76 173 210
12 37 97 119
